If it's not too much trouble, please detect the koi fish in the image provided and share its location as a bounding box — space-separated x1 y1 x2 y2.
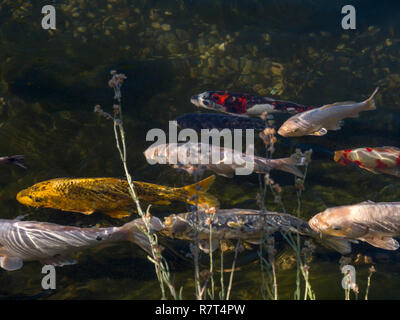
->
0 155 26 169
160 209 352 255
0 216 164 271
176 113 267 132
334 146 400 177
277 87 379 137
309 201 400 250
16 176 219 219
190 91 316 116
144 142 305 178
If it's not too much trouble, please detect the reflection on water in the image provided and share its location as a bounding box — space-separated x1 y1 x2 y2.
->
0 0 400 299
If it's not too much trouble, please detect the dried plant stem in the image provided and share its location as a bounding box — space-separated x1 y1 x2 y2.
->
226 239 240 300
219 242 225 300
208 212 216 300
107 75 177 300
365 268 375 300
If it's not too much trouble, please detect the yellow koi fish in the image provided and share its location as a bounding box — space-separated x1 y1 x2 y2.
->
16 176 219 219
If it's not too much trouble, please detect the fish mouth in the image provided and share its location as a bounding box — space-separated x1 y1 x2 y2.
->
190 95 201 107
16 190 33 206
308 216 328 233
277 127 290 137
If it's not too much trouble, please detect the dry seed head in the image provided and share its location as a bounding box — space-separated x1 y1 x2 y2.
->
369 265 376 273
295 178 305 191
260 111 268 120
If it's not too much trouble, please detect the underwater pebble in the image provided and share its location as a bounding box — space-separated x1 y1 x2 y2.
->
161 24 171 31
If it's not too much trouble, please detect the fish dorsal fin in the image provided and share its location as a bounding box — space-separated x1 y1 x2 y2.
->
309 128 327 136
363 237 399 250
0 256 23 271
380 146 400 152
319 101 357 110
360 200 375 204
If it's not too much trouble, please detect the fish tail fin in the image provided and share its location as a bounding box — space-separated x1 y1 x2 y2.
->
182 175 220 210
364 87 379 110
121 217 165 254
320 235 352 255
1 155 26 169
262 157 304 178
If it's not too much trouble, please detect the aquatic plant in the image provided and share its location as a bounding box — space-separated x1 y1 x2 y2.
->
94 71 179 300
365 265 376 300
258 111 316 300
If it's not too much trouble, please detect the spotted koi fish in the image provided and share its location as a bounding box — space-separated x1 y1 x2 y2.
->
160 209 352 255
190 91 316 116
334 147 400 177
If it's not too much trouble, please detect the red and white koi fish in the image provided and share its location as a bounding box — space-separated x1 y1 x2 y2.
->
0 217 163 270
190 91 316 117
334 147 400 177
278 88 379 137
144 142 305 177
309 201 400 250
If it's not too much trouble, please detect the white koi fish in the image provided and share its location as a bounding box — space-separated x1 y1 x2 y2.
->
144 142 305 178
309 201 400 250
0 217 163 271
278 87 379 137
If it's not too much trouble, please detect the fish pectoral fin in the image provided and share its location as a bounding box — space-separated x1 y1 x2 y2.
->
320 236 352 255
198 239 220 254
81 210 95 215
41 255 77 267
105 210 131 219
153 200 171 205
309 128 327 136
376 167 400 177
244 239 262 245
363 236 399 250
0 256 23 271
360 167 380 174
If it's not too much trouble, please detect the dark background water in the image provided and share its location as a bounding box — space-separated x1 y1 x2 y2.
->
0 0 400 299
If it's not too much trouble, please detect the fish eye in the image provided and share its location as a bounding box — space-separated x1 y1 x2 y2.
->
203 100 210 106
332 225 341 230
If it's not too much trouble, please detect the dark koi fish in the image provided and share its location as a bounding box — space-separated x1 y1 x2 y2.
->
190 91 316 116
0 155 26 169
176 113 267 132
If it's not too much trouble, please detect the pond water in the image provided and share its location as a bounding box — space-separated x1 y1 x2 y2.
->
0 0 400 299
